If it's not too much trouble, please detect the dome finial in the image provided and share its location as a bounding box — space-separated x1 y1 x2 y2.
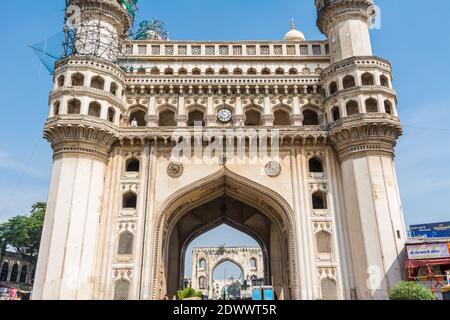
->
283 18 305 42
291 18 296 30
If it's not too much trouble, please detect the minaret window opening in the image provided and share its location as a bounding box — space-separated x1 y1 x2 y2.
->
129 109 147 127
329 81 338 95
342 75 356 89
365 98 378 113
71 73 84 86
384 100 393 115
346 100 359 116
90 76 105 90
110 82 118 96
380 75 390 88
67 99 81 114
361 72 375 86
332 106 340 121
289 68 298 75
53 102 61 116
88 102 101 117
107 107 116 123
57 75 65 87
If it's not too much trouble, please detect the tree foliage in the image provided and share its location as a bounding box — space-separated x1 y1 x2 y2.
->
0 202 46 262
177 287 203 300
389 281 437 300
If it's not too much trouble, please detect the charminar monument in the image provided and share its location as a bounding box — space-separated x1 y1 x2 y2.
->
33 0 407 300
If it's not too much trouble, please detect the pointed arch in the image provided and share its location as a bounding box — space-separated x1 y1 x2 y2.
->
152 168 299 300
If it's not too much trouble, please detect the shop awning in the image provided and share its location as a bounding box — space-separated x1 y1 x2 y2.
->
406 258 450 269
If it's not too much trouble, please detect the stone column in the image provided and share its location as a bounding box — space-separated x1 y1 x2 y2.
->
33 120 116 300
329 116 406 300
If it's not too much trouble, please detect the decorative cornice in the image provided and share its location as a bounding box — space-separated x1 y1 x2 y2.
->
55 56 127 80
328 114 403 161
323 85 397 107
44 116 119 161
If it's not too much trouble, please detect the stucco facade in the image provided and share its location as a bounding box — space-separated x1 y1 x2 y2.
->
33 0 407 300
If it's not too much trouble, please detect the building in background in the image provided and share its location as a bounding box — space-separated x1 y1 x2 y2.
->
410 222 450 238
0 251 35 300
33 0 408 300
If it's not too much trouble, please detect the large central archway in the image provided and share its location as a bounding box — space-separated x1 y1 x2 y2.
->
151 168 299 300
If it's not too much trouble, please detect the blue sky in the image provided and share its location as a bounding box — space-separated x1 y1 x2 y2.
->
0 1 449 277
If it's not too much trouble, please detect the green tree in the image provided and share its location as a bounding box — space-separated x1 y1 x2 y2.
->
0 202 46 263
389 281 437 300
216 244 227 256
177 287 203 300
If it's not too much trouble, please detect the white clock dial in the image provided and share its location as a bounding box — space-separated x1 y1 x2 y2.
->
217 108 233 123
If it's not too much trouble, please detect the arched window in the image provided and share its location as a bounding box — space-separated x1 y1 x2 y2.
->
312 191 327 210
332 106 340 121
380 75 389 88
126 158 140 172
123 192 137 209
249 258 257 269
0 262 9 282
53 102 60 116
384 100 393 115
159 110 177 127
150 67 160 75
199 259 206 269
199 276 207 289
107 107 115 123
309 158 324 173
178 68 188 75
346 100 359 116
273 109 291 126
233 68 243 75
329 82 338 95
247 68 257 75
361 72 374 86
192 68 201 75
88 102 101 118
205 68 215 75
342 75 356 89
130 109 147 127
164 67 174 75
114 279 130 300
57 75 65 87
275 68 285 75
110 82 118 96
321 278 338 300
118 232 134 255
365 98 378 113
188 110 205 127
10 264 19 283
316 231 332 254
261 67 271 75
90 76 105 90
71 73 84 86
303 110 319 126
245 109 262 126
219 68 229 75
67 99 81 114
19 265 27 283
289 68 298 75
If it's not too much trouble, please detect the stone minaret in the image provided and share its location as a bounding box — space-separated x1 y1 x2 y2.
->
33 0 132 300
316 0 407 299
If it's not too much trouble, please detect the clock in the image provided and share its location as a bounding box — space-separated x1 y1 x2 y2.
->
217 108 233 123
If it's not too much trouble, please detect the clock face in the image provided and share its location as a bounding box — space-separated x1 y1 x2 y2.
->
217 108 233 123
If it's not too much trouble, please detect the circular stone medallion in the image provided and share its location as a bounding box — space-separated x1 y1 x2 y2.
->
167 162 184 178
265 161 281 177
